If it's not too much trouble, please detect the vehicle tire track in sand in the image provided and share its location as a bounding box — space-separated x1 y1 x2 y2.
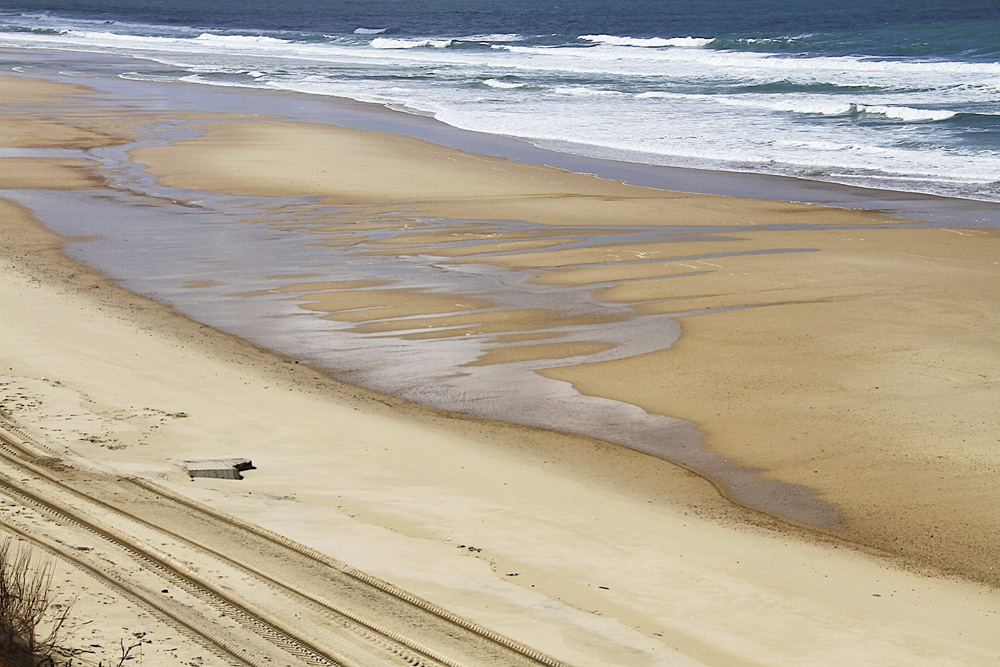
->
0 462 353 666
0 415 569 667
0 519 253 667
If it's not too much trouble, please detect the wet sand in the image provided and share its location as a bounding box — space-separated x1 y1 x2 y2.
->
132 116 1000 568
2 71 1000 664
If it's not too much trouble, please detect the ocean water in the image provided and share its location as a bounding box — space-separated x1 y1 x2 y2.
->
1 0 998 202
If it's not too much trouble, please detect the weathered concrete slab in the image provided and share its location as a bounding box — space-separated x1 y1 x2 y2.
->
175 458 255 480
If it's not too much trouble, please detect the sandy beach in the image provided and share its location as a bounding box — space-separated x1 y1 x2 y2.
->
2 71 1000 665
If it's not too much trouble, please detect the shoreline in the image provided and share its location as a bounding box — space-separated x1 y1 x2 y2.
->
6 47 1000 226
2 67 1000 663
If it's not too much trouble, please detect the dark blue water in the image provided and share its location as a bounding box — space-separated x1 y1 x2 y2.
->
5 0 999 55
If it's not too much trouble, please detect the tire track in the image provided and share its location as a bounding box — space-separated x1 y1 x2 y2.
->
0 519 253 667
0 414 570 667
0 465 354 667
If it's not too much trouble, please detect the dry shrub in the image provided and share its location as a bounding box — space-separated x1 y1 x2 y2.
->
0 538 69 667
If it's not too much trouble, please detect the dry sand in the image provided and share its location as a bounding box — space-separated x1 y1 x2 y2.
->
1 73 999 665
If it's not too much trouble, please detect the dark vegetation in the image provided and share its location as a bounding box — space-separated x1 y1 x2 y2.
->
0 539 141 666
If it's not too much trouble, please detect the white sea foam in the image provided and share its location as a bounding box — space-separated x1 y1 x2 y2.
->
857 105 957 122
118 71 178 83
1 13 995 202
13 24 999 90
177 74 262 88
713 96 855 116
483 78 528 89
737 34 812 44
553 86 626 97
62 30 172 47
467 34 525 42
773 139 890 154
192 33 288 48
354 27 388 35
5 12 199 38
711 96 957 121
579 34 714 48
370 37 454 49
